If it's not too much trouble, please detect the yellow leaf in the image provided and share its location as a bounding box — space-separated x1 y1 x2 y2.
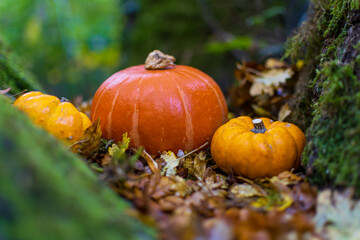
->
251 192 293 211
296 60 305 71
109 133 130 159
251 104 272 117
265 58 287 68
161 151 180 176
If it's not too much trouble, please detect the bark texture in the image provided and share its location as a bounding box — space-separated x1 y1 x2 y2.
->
286 0 360 193
0 39 43 94
0 95 155 240
0 39 155 239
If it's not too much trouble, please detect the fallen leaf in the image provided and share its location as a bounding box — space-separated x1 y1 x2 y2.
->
140 149 159 173
265 58 287 68
251 191 293 211
186 151 209 181
278 103 292 121
149 175 173 200
159 195 185 212
161 151 180 176
314 189 360 240
229 183 265 198
251 104 273 117
249 68 294 97
0 88 11 95
197 175 227 197
272 171 303 186
169 176 192 197
74 96 92 117
70 119 102 156
108 133 130 161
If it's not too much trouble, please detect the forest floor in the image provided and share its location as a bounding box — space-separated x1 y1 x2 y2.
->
68 58 360 240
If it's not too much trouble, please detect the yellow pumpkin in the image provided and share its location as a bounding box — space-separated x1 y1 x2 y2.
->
13 91 91 143
210 116 305 179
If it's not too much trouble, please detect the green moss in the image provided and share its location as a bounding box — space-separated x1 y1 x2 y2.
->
285 0 360 193
284 0 356 63
303 60 360 188
0 39 43 94
0 95 155 240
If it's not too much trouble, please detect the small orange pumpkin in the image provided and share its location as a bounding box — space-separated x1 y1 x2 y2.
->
210 116 305 179
91 50 228 155
13 91 92 143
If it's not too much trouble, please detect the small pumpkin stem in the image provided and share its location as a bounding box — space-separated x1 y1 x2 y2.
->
251 119 267 134
145 50 176 70
61 97 70 103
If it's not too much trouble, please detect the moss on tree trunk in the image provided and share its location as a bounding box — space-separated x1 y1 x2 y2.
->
0 95 155 239
285 0 360 193
0 39 43 94
0 34 155 239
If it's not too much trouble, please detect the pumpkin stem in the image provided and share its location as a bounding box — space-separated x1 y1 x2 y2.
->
60 97 70 103
145 50 176 70
251 119 267 134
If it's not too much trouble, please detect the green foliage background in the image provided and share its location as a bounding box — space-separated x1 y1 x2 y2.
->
0 0 122 98
0 0 307 99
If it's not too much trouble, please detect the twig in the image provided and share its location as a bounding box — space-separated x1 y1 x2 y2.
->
177 142 209 161
11 89 28 98
236 175 268 196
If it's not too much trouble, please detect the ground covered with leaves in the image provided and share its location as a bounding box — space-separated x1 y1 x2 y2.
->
68 59 360 240
69 126 358 240
4 56 360 240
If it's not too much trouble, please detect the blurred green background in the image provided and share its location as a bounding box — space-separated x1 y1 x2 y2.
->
0 0 308 100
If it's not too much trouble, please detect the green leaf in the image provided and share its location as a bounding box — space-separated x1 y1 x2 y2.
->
108 133 130 162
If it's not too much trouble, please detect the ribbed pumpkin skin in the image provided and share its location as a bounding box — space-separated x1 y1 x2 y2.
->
91 65 228 155
211 116 305 179
13 91 91 143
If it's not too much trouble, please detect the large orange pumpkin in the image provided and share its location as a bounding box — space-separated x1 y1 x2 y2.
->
91 50 228 155
211 116 305 179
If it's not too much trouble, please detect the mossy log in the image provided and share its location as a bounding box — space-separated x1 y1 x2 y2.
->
286 0 360 193
0 95 155 240
0 39 43 94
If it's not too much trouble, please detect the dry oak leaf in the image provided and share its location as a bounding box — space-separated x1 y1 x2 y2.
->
249 68 294 97
161 151 180 176
277 103 292 121
314 189 360 240
269 170 303 186
185 151 209 181
229 183 266 198
70 119 102 156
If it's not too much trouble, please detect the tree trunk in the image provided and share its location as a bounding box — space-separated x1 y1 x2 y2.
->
286 1 360 193
0 40 155 239
0 95 155 240
0 39 43 94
